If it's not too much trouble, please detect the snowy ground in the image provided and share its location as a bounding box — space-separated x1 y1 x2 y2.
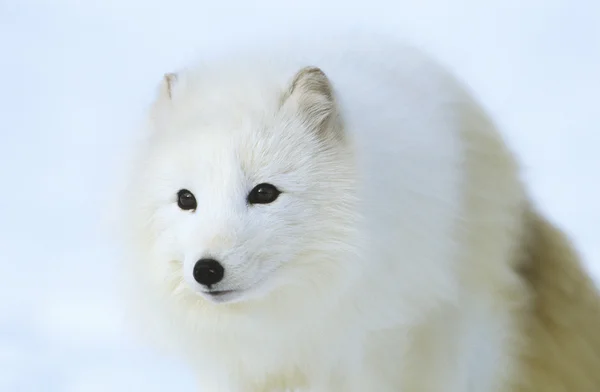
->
1 0 599 391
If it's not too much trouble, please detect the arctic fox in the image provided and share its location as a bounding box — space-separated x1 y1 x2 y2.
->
120 31 600 391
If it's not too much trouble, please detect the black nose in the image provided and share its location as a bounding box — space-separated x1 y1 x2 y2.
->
192 258 225 287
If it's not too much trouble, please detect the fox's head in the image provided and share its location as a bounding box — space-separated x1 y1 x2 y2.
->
124 64 360 313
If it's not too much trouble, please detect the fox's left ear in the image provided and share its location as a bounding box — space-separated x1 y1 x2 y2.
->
282 66 343 141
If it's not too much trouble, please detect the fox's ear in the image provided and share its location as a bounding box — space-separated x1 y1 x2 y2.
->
283 66 343 141
154 72 179 105
149 72 180 129
161 72 178 100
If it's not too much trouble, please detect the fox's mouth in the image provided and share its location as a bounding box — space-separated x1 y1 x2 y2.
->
199 289 243 304
207 290 235 296
189 265 283 305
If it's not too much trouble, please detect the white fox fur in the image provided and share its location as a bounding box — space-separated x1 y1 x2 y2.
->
119 30 600 391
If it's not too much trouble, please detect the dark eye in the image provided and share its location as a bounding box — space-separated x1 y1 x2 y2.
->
247 183 281 205
177 189 197 210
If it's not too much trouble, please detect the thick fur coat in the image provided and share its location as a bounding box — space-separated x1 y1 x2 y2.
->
119 31 600 391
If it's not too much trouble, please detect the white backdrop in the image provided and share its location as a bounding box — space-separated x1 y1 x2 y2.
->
1 0 599 391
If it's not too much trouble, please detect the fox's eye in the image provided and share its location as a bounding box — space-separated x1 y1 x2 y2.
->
177 189 197 210
247 183 281 205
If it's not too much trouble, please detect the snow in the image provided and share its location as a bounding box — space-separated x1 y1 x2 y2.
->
1 0 598 390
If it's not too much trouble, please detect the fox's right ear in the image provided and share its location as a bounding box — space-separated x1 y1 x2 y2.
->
153 72 178 106
149 72 180 129
160 72 178 100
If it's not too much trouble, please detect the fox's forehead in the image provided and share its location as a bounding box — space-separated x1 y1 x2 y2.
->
146 63 343 187
169 67 290 129
152 113 320 187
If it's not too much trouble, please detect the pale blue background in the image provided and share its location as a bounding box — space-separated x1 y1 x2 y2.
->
1 0 599 391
